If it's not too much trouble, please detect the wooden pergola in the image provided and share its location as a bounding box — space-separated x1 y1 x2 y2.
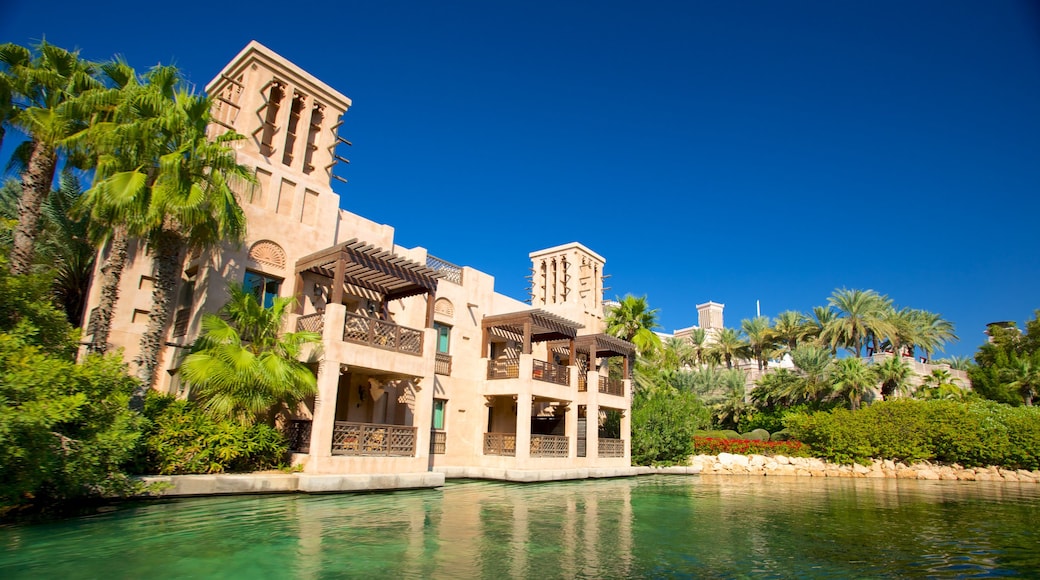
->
575 333 636 379
481 309 583 361
294 239 441 326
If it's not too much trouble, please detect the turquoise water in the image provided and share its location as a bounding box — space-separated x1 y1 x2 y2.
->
2 475 1039 578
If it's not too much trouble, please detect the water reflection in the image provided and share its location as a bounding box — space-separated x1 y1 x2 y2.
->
1 476 1039 578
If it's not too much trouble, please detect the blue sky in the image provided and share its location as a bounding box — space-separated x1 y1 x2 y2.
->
3 1 1039 358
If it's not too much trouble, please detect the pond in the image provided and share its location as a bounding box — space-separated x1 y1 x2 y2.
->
2 475 1039 578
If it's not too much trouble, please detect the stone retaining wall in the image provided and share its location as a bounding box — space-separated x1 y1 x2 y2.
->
652 454 1040 483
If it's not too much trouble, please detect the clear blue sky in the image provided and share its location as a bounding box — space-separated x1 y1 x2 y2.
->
3 1 1039 358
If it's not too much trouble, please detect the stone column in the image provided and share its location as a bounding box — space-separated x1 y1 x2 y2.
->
587 370 600 461
515 392 533 462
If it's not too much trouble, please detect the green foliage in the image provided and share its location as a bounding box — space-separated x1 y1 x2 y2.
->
741 428 771 441
785 399 1040 469
970 312 1040 406
181 285 320 425
0 261 144 511
692 437 810 457
631 388 709 466
141 397 287 475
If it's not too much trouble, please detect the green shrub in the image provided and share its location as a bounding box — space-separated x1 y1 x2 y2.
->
741 429 771 441
142 398 287 474
770 429 794 441
632 389 710 466
785 399 1040 468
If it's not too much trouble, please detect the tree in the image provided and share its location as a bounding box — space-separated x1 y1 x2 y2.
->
0 42 101 275
741 316 773 371
630 388 710 466
686 327 708 367
180 286 321 424
707 327 748 370
830 357 876 411
788 344 834 404
918 367 969 401
772 310 810 354
823 288 895 357
874 354 912 399
660 336 693 372
131 86 250 399
605 294 662 356
1000 351 1040 407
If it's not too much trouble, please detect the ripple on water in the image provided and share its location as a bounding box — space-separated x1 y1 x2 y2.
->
2 476 1039 578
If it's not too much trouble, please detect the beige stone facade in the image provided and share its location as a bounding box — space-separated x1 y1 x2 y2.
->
82 41 634 478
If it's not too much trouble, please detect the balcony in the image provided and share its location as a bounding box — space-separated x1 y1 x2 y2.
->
599 376 625 397
296 312 324 333
487 359 520 379
426 254 463 285
435 352 452 375
331 421 417 456
530 434 569 458
484 432 516 456
342 312 423 355
532 359 569 386
598 438 625 458
430 430 446 454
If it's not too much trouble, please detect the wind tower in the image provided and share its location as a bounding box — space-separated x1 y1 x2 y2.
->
528 242 608 332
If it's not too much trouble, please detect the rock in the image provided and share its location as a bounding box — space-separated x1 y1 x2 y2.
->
774 455 790 465
957 470 976 481
853 464 871 475
865 469 886 479
917 469 939 480
749 454 766 467
1001 471 1020 482
882 459 896 470
975 472 1001 482
896 469 918 479
718 453 749 467
939 472 959 481
810 469 827 477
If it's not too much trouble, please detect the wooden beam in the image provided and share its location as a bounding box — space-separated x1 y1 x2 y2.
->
425 292 436 329
331 250 346 304
522 321 532 355
293 271 305 314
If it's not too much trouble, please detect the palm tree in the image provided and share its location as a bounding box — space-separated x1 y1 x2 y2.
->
605 294 662 356
824 288 895 357
685 327 708 367
133 88 250 399
707 327 748 370
74 61 173 353
661 337 693 372
874 354 911 399
741 316 774 371
750 367 799 409
1000 352 1040 406
935 355 972 371
712 369 750 430
807 306 838 350
789 344 834 403
0 42 101 275
830 357 876 410
918 367 969 401
913 310 958 362
772 310 809 354
181 286 321 424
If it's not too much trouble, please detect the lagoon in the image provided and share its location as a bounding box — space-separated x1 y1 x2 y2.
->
2 475 1039 578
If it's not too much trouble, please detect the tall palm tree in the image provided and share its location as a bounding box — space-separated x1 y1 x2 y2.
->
605 294 662 356
807 306 838 350
874 354 911 399
661 337 693 372
913 310 958 362
74 61 172 353
707 327 748 370
741 316 774 371
830 357 876 411
181 286 320 424
918 367 969 401
0 42 101 275
824 288 895 357
750 367 799 409
686 327 708 367
133 88 250 400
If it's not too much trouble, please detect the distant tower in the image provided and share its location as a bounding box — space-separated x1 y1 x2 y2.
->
529 242 606 331
697 301 725 330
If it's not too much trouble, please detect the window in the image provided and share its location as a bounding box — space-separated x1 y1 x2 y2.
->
432 399 447 430
245 271 282 308
434 322 451 354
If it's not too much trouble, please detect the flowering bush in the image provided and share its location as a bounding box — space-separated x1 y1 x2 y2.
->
693 437 811 457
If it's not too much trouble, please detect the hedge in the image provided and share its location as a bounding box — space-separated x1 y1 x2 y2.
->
784 399 1040 469
693 437 811 457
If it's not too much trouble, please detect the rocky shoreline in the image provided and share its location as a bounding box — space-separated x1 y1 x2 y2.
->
655 453 1040 482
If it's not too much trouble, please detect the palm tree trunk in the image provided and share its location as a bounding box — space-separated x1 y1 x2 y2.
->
86 226 129 355
133 229 182 409
10 140 57 275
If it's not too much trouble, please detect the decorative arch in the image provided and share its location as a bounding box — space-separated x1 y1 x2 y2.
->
248 239 286 270
434 297 454 319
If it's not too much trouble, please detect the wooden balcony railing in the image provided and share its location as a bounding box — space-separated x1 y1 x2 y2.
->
533 359 569 386
598 437 625 458
342 312 423 356
531 434 569 457
426 255 463 285
332 421 417 456
430 430 446 454
578 373 588 392
487 359 520 379
483 432 516 456
296 312 325 333
435 353 452 376
287 419 312 453
599 376 625 397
